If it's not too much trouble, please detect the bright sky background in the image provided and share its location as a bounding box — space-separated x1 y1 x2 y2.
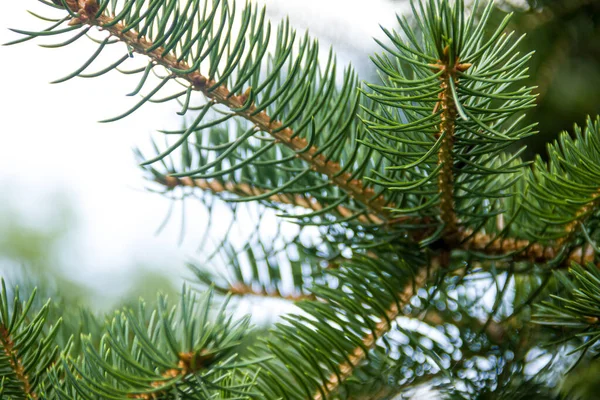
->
0 0 409 299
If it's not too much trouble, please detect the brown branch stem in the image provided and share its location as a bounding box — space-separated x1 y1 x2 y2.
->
459 228 595 266
167 170 596 266
128 351 215 399
436 62 459 242
68 2 599 267
64 1 600 267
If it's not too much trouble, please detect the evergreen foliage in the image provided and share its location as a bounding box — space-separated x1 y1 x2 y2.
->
4 0 600 398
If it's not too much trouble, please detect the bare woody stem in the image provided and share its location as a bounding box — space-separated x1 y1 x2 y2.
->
0 326 37 399
68 1 392 224
312 263 436 400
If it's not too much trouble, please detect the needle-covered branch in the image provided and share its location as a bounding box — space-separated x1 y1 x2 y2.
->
155 175 385 224
7 0 600 397
311 262 435 400
24 0 395 227
0 281 61 400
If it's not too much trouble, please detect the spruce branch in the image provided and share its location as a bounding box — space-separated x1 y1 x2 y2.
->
560 198 600 248
50 0 394 226
459 229 596 265
0 326 36 399
8 0 600 396
158 168 597 268
534 263 600 355
311 262 437 400
58 287 258 399
362 0 537 247
432 54 473 243
436 62 459 241
505 117 600 261
216 279 316 302
187 236 339 305
155 175 387 225
0 282 61 400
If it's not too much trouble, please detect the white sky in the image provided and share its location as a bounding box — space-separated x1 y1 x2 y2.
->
0 0 407 297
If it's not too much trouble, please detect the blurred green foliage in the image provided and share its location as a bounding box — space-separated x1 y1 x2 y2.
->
0 189 87 302
495 0 600 158
0 187 177 311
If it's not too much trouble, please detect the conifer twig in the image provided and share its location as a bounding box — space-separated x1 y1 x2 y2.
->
558 194 600 248
216 280 316 302
434 56 461 242
129 350 215 399
312 263 436 400
161 172 596 266
67 0 394 224
157 175 387 225
459 228 595 265
0 325 36 399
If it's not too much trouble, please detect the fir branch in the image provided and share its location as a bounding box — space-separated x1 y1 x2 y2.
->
162 171 595 267
0 326 37 399
8 0 600 396
60 287 257 398
458 229 595 265
0 282 61 400
432 55 472 243
534 263 600 356
362 0 536 245
546 196 600 268
312 263 436 400
60 0 393 224
218 280 316 302
127 350 217 400
157 175 386 225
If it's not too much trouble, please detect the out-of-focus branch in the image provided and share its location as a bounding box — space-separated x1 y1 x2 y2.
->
157 175 388 225
312 263 438 400
215 280 316 302
0 325 37 399
66 0 395 225
422 309 507 345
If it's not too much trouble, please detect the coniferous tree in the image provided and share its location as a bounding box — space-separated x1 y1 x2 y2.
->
3 0 600 398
